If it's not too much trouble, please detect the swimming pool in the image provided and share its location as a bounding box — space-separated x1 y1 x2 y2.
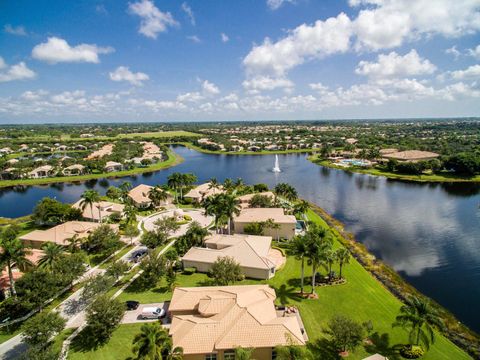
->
339 159 370 167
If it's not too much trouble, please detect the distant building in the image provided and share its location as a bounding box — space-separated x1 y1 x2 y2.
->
184 183 225 203
169 285 307 360
233 208 296 240
28 165 55 179
383 150 439 162
62 164 86 176
104 161 123 172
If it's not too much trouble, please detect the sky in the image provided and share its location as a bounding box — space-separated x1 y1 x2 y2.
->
0 0 479 123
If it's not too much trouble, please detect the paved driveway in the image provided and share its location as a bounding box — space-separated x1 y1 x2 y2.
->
121 302 170 325
143 209 213 237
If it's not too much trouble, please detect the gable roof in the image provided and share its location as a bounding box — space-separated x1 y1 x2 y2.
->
72 200 124 221
169 285 306 354
185 183 224 200
128 184 153 205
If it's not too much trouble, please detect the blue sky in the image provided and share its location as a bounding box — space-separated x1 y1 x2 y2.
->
0 0 479 123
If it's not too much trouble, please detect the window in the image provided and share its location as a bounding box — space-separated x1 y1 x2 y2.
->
205 354 217 360
271 349 277 360
224 350 235 360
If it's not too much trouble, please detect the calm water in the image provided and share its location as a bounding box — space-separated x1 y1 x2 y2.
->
1 145 479 331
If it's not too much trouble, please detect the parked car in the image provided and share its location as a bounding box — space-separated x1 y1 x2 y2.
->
126 300 139 310
131 249 148 262
140 306 165 319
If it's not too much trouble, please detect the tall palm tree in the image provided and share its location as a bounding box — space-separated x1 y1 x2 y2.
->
305 224 332 294
234 177 245 190
208 177 221 195
167 173 182 202
218 193 240 234
131 323 172 360
119 181 132 200
274 183 298 203
335 248 351 279
393 296 445 350
202 195 220 233
185 221 209 247
38 242 65 271
181 173 197 199
264 218 281 240
293 200 309 218
223 178 234 193
163 341 183 360
323 249 337 281
66 234 82 253
0 226 32 297
123 203 138 225
148 186 169 208
80 189 101 223
290 235 309 294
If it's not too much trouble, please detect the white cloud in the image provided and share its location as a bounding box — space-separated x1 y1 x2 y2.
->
181 2 195 26
186 35 201 43
109 66 149 86
0 58 36 83
266 0 296 10
128 0 178 39
51 90 87 105
467 44 480 60
242 76 294 92
177 92 204 102
21 90 48 100
449 64 480 80
32 37 113 64
243 13 352 77
202 80 220 95
4 24 27 36
355 50 436 79
438 81 480 100
221 33 229 43
445 46 461 60
352 0 480 50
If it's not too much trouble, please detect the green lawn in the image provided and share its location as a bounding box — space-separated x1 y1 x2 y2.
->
65 210 470 360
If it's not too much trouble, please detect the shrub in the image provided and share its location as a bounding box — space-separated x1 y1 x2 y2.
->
183 267 196 275
400 345 425 359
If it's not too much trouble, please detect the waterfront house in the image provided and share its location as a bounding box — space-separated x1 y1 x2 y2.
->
184 183 225 203
383 150 439 162
104 161 123 172
19 221 118 249
169 285 307 360
28 165 55 179
72 200 124 222
62 164 86 176
237 191 275 208
181 234 283 280
233 208 296 240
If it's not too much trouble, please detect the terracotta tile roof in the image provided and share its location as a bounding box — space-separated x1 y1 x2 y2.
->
237 192 275 208
128 184 153 206
72 200 124 221
182 234 276 271
169 285 306 354
185 183 224 200
234 208 296 224
383 150 439 161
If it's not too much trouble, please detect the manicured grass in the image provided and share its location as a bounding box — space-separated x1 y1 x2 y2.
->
311 157 480 183
0 148 183 188
65 210 470 360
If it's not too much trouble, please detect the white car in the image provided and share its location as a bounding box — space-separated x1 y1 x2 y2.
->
140 306 166 320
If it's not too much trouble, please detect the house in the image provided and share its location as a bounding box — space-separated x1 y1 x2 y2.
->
28 165 55 179
184 183 224 203
72 200 124 222
233 208 296 240
0 168 19 180
182 234 284 279
62 164 86 176
104 161 123 172
0 249 44 297
19 221 119 249
383 150 440 162
127 184 172 208
169 285 307 360
237 191 275 209
0 147 12 155
85 143 114 160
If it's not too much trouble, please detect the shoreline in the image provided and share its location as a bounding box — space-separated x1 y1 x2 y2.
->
0 148 184 189
308 156 480 183
308 202 479 358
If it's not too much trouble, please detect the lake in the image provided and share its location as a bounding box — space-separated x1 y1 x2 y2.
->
0 145 479 332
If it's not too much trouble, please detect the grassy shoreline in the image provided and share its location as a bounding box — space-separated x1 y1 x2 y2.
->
0 148 183 189
177 142 320 155
309 156 480 183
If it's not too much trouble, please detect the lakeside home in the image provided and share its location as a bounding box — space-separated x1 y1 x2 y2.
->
72 200 124 222
19 221 118 249
104 161 123 172
181 234 284 280
168 285 307 360
28 165 55 179
383 150 440 162
233 208 296 240
62 164 86 176
184 183 225 203
237 191 275 208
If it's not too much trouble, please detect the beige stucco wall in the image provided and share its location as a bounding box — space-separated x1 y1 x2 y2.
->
182 260 273 280
182 347 274 360
233 221 295 240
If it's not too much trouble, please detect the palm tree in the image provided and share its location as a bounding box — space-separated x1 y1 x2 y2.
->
80 189 101 223
164 342 183 360
235 347 254 360
148 186 169 208
323 249 337 281
234 177 245 190
293 200 309 218
202 195 220 233
274 183 298 203
393 296 445 350
123 203 138 225
290 235 309 294
208 177 221 195
119 181 132 200
167 172 182 201
335 248 351 279
223 178 234 193
66 234 82 253
305 224 332 294
181 173 197 199
38 242 65 271
218 193 241 234
131 323 171 359
0 226 32 297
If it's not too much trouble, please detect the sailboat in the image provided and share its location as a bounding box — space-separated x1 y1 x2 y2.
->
272 154 281 173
